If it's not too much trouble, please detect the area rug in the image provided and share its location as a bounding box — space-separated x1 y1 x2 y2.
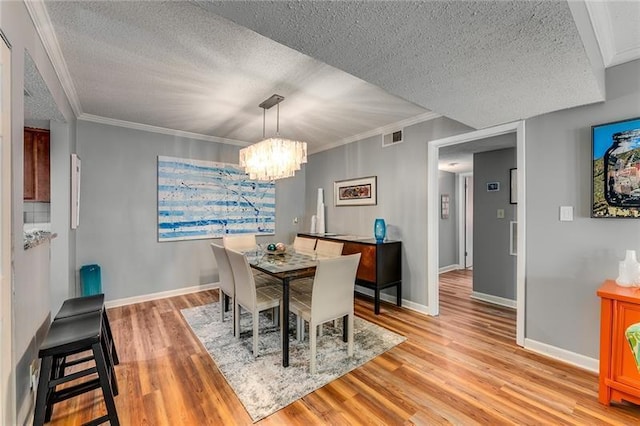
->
181 301 405 422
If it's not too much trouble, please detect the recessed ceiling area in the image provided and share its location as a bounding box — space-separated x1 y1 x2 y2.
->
30 0 640 155
438 133 516 174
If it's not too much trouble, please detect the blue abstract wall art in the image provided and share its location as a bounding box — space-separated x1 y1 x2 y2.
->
158 156 275 241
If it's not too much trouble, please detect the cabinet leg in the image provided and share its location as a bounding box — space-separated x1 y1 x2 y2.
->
396 283 402 307
374 289 380 315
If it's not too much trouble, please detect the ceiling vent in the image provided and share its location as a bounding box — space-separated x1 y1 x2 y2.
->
382 129 403 148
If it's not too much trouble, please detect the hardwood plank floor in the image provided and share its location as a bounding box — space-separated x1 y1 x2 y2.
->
48 270 640 425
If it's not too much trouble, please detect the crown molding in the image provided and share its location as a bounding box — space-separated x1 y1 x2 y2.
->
584 0 614 67
309 111 442 155
608 46 640 68
78 114 250 146
25 0 83 117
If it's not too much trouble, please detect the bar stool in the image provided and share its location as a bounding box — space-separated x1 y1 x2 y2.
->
55 294 119 365
34 311 119 426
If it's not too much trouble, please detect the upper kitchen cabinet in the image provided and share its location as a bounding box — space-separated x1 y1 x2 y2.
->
24 127 50 202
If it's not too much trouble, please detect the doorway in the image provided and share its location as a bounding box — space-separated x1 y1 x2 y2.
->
0 29 14 426
427 121 525 346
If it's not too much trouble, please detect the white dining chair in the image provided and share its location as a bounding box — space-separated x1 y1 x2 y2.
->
289 253 361 373
210 243 235 325
315 240 344 258
293 236 317 254
226 248 282 357
222 234 257 251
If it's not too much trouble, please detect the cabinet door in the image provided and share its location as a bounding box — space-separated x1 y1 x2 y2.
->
343 242 376 282
612 301 640 390
34 131 50 201
23 130 35 200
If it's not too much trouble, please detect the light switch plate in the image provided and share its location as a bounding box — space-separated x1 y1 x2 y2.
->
497 209 505 219
560 206 573 221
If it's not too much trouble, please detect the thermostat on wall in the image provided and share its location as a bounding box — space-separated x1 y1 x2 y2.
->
487 182 500 192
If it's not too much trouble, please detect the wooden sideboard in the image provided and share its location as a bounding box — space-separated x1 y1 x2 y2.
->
597 280 640 406
298 233 402 314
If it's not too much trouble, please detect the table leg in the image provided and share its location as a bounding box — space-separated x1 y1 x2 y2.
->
282 277 290 367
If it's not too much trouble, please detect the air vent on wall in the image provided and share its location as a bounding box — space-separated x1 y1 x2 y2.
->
382 129 403 147
23 88 32 98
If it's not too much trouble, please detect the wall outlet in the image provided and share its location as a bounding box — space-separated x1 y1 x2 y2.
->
29 360 39 390
497 209 505 219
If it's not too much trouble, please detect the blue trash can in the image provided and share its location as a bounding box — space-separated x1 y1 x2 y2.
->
80 264 102 296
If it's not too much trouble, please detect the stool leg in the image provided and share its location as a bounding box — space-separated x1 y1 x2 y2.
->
34 356 53 426
100 330 119 396
102 310 119 365
92 342 120 426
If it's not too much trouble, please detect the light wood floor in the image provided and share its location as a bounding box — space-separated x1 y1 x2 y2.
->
48 269 640 425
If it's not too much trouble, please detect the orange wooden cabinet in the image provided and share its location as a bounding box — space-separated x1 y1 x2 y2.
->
23 127 50 202
597 280 640 406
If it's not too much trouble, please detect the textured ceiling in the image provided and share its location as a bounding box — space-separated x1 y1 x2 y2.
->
44 0 429 152
38 1 638 154
200 0 604 129
24 50 65 123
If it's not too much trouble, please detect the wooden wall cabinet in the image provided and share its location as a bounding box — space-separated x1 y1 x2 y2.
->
298 233 402 314
597 280 640 406
24 127 50 202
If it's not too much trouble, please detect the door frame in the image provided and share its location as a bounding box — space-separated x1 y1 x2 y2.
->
457 172 473 268
427 120 525 346
0 29 14 426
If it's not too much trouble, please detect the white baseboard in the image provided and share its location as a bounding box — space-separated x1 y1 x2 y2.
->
471 291 516 309
524 338 599 373
105 282 219 309
439 264 461 273
354 285 430 316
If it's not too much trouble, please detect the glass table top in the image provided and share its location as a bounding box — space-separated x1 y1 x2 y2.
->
245 247 317 274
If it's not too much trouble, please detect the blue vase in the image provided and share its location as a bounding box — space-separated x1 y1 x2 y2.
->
374 218 386 243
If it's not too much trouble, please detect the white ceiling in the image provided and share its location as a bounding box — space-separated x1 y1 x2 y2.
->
26 1 640 155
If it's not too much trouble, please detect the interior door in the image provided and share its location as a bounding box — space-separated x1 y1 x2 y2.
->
465 176 473 268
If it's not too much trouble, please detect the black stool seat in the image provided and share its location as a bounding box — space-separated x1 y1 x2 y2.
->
54 293 119 366
55 294 105 319
39 311 103 357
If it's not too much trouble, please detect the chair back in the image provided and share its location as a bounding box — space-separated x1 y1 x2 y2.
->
315 240 344 258
293 236 316 254
223 234 257 251
211 243 234 297
311 253 361 324
226 248 257 311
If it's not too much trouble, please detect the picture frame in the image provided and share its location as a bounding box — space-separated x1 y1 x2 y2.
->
591 117 640 218
441 194 450 219
334 176 377 206
510 168 517 205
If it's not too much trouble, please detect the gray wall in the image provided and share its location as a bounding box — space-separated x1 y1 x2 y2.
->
1 2 77 423
76 120 306 301
525 58 640 358
305 117 471 306
473 147 516 300
438 170 458 268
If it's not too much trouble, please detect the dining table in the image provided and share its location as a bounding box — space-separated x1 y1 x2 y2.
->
244 247 317 367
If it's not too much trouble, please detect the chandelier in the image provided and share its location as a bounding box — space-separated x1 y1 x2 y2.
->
239 94 307 181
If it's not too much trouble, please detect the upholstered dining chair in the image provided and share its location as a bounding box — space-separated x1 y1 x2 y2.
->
210 243 235 325
293 236 317 254
289 253 361 373
226 248 282 357
315 240 344 258
222 234 257 251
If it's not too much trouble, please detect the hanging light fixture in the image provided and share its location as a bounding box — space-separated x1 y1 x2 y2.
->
239 94 307 181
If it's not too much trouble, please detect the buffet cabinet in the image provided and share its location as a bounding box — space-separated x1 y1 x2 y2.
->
597 280 640 406
298 233 402 314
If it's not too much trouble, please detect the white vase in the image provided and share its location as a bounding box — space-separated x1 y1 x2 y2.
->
616 250 640 287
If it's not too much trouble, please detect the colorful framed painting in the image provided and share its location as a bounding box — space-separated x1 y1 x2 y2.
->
157 156 275 241
591 117 640 218
334 176 377 206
